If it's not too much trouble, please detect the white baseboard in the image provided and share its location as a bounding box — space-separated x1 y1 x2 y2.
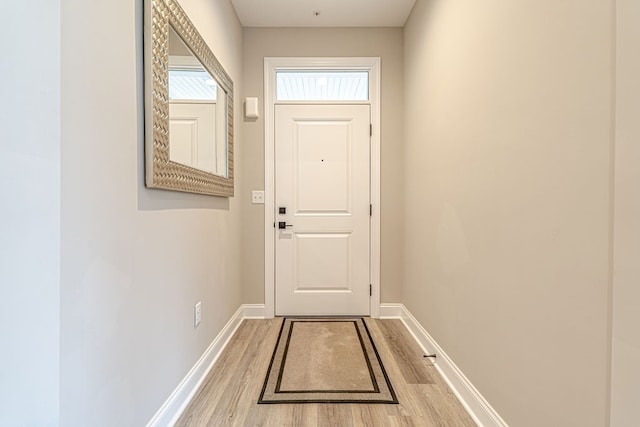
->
146 304 265 427
379 303 405 319
379 303 508 427
242 303 267 319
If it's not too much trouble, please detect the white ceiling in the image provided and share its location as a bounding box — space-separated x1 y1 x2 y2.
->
230 0 416 28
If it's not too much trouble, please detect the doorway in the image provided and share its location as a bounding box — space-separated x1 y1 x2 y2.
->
264 57 381 317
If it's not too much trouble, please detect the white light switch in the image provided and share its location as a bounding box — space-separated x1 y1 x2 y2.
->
252 190 265 204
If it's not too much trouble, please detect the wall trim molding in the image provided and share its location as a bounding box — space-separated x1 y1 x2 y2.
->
146 304 266 427
242 303 267 319
379 303 405 319
379 303 508 427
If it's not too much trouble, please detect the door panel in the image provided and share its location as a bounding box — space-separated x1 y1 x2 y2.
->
295 232 351 290
275 104 370 316
295 120 351 214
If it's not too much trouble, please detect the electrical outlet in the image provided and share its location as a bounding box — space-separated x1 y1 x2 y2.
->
194 302 202 327
251 190 265 204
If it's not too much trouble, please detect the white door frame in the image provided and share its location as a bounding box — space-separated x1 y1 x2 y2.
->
264 57 381 319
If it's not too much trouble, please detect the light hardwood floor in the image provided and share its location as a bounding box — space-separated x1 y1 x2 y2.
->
176 318 476 427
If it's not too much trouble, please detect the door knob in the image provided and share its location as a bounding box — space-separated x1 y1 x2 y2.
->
278 222 293 229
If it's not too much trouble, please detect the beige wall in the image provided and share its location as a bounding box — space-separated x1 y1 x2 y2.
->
60 0 243 425
241 27 405 304
0 1 61 425
611 0 640 424
403 1 613 426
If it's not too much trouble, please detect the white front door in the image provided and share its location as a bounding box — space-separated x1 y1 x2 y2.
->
275 104 371 316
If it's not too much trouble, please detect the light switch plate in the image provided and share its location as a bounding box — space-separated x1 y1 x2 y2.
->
252 190 265 204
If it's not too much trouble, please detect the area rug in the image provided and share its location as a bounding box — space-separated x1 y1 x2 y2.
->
258 317 398 404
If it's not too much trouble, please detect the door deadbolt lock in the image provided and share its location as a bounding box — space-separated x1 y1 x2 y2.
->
279 207 286 215
278 221 293 229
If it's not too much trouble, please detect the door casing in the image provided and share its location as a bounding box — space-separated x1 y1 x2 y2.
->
263 57 381 318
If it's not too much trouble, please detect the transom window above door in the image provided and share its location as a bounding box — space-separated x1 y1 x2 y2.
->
276 71 369 101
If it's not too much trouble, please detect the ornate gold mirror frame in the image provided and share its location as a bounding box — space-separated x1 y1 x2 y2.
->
143 0 234 196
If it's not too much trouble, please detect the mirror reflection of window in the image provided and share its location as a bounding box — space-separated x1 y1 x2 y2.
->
169 69 217 101
167 25 227 177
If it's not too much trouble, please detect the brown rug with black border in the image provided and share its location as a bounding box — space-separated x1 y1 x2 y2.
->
258 317 398 404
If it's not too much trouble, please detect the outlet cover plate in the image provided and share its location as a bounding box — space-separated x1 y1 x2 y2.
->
194 302 202 327
252 190 265 204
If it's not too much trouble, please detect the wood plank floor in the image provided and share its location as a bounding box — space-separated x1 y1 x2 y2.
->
176 318 476 427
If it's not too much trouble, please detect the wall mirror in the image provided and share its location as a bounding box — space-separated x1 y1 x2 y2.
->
144 0 234 196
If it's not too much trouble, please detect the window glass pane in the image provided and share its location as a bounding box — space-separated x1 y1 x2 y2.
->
169 69 217 101
276 71 369 101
